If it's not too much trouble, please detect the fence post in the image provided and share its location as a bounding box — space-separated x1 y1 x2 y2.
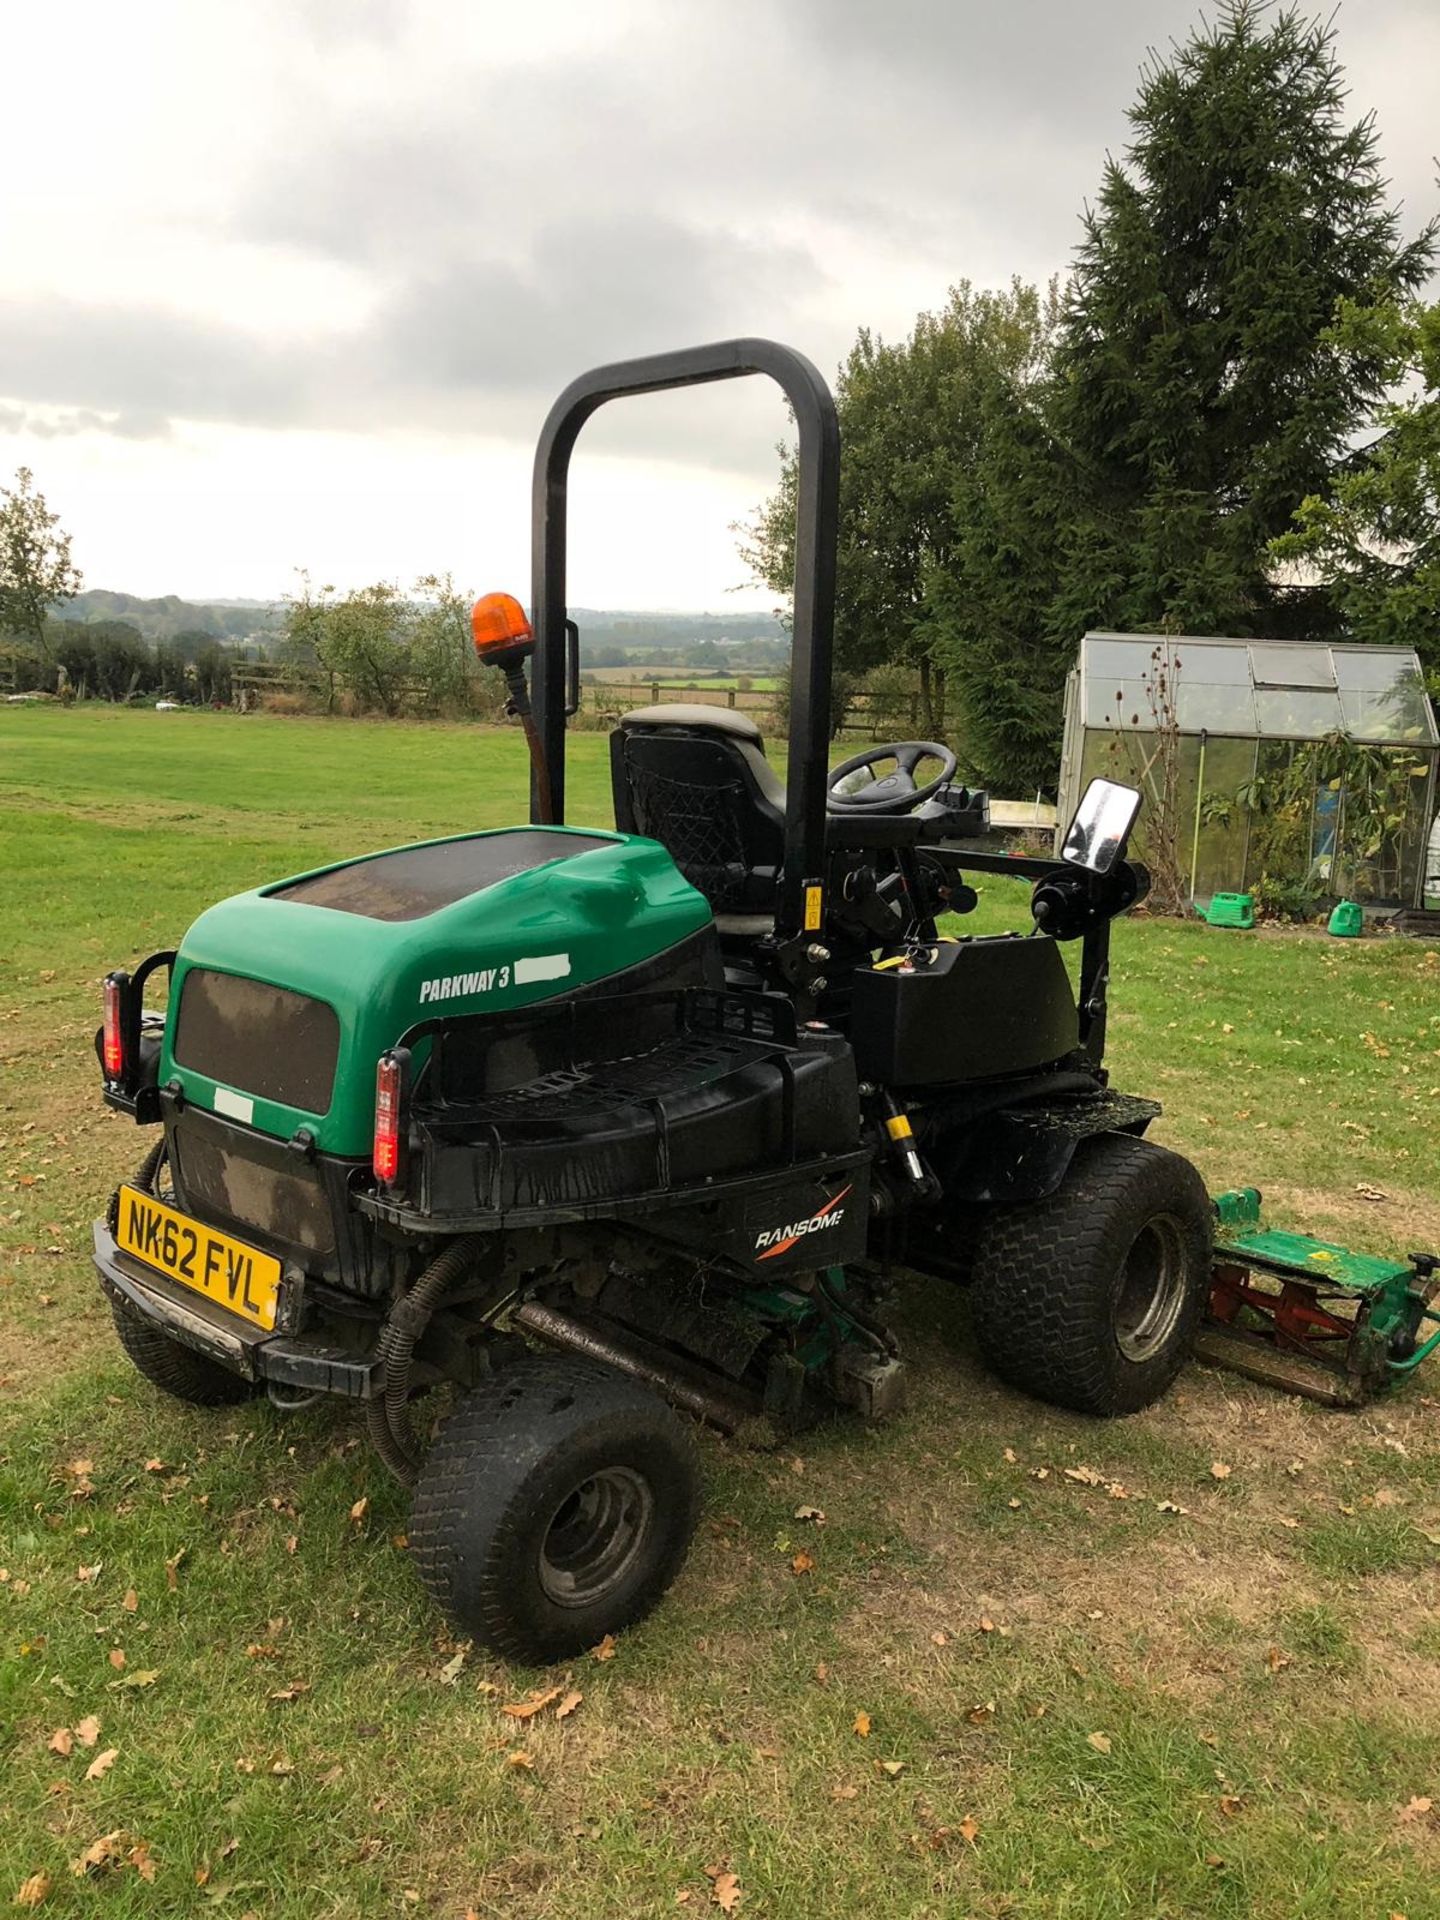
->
651 682 660 704
727 688 736 709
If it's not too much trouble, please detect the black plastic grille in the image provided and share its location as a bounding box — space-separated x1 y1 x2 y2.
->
174 969 340 1114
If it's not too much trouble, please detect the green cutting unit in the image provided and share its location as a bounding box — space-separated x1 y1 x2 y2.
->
1198 1188 1440 1406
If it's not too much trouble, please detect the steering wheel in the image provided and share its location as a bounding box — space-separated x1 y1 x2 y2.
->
827 740 957 815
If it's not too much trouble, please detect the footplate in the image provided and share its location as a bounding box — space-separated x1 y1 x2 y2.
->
1197 1188 1440 1405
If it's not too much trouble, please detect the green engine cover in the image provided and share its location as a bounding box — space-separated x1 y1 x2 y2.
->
159 826 712 1156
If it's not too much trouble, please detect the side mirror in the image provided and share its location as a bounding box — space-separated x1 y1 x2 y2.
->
1061 778 1142 876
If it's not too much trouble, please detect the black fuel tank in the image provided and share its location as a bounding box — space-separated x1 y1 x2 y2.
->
849 934 1079 1086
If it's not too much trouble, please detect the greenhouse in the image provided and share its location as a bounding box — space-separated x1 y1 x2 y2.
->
1056 633 1440 912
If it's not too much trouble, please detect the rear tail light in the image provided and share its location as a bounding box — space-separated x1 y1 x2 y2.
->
102 974 126 1081
373 1049 410 1187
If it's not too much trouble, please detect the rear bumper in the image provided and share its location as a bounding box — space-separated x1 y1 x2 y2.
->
93 1219 378 1400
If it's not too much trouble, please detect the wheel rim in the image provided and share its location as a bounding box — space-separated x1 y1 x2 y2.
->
537 1466 654 1608
1114 1215 1188 1363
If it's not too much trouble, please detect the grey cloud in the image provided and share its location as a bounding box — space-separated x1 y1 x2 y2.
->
10 0 1435 466
0 211 818 470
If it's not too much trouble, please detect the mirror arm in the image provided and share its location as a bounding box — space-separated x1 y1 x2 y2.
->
1077 919 1112 1065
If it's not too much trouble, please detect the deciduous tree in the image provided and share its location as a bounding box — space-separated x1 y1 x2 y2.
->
0 467 83 652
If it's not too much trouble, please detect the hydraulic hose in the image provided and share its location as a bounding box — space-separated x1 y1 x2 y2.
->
134 1137 167 1194
367 1236 482 1486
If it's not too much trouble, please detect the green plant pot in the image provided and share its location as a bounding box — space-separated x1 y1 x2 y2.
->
1202 892 1254 929
1327 899 1363 938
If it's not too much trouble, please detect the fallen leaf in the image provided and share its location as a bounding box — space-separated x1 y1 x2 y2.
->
107 1650 126 1671
48 1728 73 1757
930 1631 948 1647
591 1634 618 1662
71 1831 127 1877
85 1749 118 1782
437 1649 467 1686
958 1815 980 1846
966 1701 995 1726
813 1661 829 1684
790 1551 814 1575
165 1549 186 1589
122 1589 138 1614
505 1751 534 1771
793 1505 825 1523
1064 1465 1104 1486
108 1669 158 1691
978 1616 995 1633
1156 1501 1189 1515
1087 1732 1112 1754
74 1717 101 1748
128 1842 157 1883
877 1759 905 1778
143 1459 166 1473
14 1871 51 1906
1210 1462 1233 1480
1204 1853 1225 1868
1002 1447 1017 1463
348 1498 369 1526
269 1682 310 1703
830 1783 859 1801
1218 1794 1244 1817
853 1711 871 1738
1399 1796 1434 1822
1267 1645 1292 1673
270 1758 295 1776
502 1687 563 1721
710 1870 743 1913
555 1690 583 1721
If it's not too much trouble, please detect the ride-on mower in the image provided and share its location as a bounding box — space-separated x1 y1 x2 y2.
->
93 339 1231 1661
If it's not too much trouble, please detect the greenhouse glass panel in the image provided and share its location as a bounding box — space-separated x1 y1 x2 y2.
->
1254 687 1346 737
1176 680 1257 732
1177 642 1252 684
1249 644 1336 688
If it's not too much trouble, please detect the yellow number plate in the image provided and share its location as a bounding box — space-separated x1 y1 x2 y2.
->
114 1185 282 1332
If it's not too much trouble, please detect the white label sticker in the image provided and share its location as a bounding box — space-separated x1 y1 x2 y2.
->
213 1086 254 1125
514 953 572 985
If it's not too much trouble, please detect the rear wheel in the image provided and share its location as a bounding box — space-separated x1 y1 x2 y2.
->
409 1353 701 1663
110 1301 260 1407
967 1133 1211 1416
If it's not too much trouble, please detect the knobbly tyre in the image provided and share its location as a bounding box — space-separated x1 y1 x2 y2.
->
92 339 1218 1664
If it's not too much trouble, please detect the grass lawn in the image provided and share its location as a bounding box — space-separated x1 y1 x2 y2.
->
2 704 1438 1919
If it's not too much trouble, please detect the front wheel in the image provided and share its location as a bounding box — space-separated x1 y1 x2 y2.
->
968 1133 1211 1416
408 1354 702 1662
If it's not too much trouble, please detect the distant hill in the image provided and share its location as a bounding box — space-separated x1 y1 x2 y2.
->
49 593 787 652
52 591 283 643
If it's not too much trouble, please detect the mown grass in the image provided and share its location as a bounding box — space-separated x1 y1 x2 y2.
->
2 705 1438 1919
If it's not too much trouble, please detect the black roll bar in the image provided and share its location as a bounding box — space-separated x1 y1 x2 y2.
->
529 337 839 939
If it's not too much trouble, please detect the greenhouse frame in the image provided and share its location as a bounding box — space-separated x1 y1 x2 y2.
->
1056 633 1440 911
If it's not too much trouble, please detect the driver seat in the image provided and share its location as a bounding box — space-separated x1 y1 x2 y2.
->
610 704 784 935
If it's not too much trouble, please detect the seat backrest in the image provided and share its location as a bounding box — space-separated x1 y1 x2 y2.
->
610 705 785 915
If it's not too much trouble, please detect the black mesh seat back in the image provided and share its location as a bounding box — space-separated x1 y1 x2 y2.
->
611 725 784 914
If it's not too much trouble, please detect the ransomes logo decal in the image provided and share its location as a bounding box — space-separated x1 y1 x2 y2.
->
753 1186 852 1261
418 952 570 1005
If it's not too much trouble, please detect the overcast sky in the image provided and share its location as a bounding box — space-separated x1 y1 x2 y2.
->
2 0 1435 611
